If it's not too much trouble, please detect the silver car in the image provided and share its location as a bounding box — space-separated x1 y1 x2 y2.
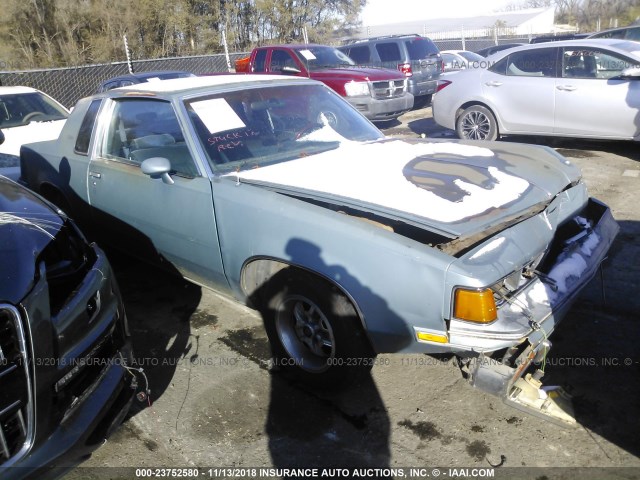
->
20 75 617 424
441 50 487 71
433 39 640 141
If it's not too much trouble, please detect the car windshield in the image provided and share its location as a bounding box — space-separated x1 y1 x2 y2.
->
0 92 68 128
184 83 383 173
293 46 356 70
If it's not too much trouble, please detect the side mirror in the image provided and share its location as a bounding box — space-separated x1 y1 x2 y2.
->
141 157 174 185
280 66 302 75
0 129 4 145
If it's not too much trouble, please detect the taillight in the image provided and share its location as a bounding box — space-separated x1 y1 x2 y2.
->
398 62 413 76
436 80 451 93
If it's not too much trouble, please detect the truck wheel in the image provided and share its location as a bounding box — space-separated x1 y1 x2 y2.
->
261 269 374 386
456 105 498 141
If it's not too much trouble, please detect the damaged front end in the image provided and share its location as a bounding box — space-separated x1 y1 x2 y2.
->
453 198 618 427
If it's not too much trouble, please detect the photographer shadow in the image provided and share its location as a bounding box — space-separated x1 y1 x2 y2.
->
249 238 409 477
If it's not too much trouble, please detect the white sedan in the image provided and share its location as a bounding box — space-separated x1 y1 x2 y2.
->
433 39 640 141
0 86 69 179
441 50 487 71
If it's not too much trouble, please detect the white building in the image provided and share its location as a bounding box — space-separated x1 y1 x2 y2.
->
354 7 557 40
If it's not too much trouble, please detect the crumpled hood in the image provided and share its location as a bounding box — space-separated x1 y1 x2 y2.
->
233 138 582 237
0 119 66 157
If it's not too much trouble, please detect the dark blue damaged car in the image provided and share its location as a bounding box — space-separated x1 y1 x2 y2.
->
0 158 135 479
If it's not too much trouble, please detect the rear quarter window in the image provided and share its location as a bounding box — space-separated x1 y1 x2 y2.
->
74 99 102 155
405 37 439 60
376 42 402 62
488 56 508 75
253 49 267 72
344 46 371 63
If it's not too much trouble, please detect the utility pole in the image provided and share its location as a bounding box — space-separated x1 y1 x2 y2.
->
123 35 133 74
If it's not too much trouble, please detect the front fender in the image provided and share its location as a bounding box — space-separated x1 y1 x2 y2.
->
211 177 454 354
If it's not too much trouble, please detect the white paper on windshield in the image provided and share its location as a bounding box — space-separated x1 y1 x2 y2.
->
191 98 246 134
299 49 317 60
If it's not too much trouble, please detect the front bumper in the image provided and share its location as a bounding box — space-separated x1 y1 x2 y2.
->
465 199 618 425
347 93 414 121
449 198 618 352
1 245 136 480
3 355 135 480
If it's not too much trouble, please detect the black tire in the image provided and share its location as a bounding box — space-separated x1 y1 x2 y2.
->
456 105 499 141
260 269 375 386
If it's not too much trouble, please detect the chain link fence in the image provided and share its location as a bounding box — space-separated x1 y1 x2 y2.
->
0 29 541 109
0 53 248 109
433 36 532 52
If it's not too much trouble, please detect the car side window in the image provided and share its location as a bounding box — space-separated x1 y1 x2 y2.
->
488 56 508 75
253 49 267 72
594 30 623 39
270 50 298 71
346 46 370 63
562 48 631 79
101 98 198 177
505 48 557 77
376 42 402 62
626 27 640 41
74 99 102 155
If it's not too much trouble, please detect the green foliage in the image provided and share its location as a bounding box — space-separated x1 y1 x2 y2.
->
0 0 365 69
552 0 639 30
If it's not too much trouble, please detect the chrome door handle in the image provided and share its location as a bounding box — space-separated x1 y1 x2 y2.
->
89 171 102 179
485 81 503 87
557 85 577 91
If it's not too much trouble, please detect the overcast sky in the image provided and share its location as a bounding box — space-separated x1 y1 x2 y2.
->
360 0 517 26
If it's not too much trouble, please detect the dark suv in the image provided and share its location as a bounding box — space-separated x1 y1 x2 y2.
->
96 71 195 93
588 25 640 41
339 34 442 106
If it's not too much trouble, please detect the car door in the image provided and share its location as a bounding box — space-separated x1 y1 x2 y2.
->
267 48 304 75
554 46 640 138
481 47 558 134
87 96 229 290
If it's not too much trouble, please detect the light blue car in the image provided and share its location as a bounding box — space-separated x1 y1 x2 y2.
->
20 75 617 424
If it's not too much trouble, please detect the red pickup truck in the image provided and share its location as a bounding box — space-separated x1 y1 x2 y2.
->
235 44 414 122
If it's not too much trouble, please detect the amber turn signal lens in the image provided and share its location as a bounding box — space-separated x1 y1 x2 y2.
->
454 288 497 323
416 331 448 343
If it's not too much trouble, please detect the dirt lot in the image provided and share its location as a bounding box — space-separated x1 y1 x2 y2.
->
67 108 640 480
